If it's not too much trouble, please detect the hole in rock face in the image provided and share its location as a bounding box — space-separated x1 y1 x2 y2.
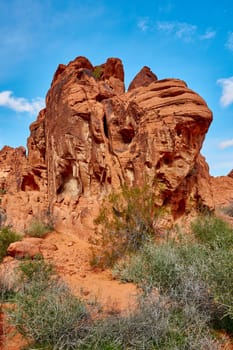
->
58 177 81 197
56 162 81 197
162 153 173 166
103 115 109 138
120 127 135 144
21 174 39 191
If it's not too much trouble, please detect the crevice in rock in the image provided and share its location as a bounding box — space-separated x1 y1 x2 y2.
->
174 198 186 219
159 89 185 98
103 115 109 138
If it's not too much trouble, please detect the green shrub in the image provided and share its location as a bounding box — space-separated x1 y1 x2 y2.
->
91 184 161 268
191 215 233 329
7 258 89 349
0 226 22 261
92 66 103 80
115 214 233 337
114 241 213 310
191 214 233 248
18 255 54 285
26 218 53 238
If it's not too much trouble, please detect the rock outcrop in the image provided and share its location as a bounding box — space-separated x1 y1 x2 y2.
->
0 56 215 234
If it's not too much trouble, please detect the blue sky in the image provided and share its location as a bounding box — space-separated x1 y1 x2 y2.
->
0 0 233 176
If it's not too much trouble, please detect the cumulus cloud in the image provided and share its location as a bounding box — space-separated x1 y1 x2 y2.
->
217 77 233 107
226 32 233 51
0 91 44 115
219 139 233 149
200 29 216 40
156 21 197 42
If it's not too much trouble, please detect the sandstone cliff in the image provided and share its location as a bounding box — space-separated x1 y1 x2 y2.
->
0 56 217 234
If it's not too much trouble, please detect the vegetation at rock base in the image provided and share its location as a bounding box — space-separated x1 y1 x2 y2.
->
1 186 233 349
6 257 89 350
90 184 161 268
114 214 233 338
26 216 54 238
0 226 22 261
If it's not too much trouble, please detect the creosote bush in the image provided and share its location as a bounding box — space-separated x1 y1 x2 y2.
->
0 226 22 261
26 217 54 238
79 292 219 350
7 257 89 350
191 213 233 248
91 184 161 268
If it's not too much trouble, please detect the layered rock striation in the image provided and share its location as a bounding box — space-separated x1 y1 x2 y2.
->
0 56 215 233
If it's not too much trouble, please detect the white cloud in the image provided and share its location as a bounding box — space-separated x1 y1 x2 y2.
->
137 18 150 32
0 91 44 115
138 19 217 44
200 30 216 40
226 32 233 51
217 77 233 107
156 21 197 42
219 139 233 149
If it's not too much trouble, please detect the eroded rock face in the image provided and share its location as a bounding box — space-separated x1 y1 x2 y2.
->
0 56 215 233
128 66 158 90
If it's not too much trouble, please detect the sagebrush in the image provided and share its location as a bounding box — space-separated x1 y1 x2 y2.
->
7 257 89 349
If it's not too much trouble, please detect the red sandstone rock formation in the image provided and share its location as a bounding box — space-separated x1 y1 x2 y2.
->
228 169 233 178
128 66 158 90
0 56 216 233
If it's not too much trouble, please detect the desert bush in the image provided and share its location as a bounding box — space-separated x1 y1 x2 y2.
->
114 241 213 311
79 292 219 350
91 184 161 268
92 66 103 80
18 255 54 285
0 265 17 302
191 214 233 248
114 214 233 336
26 218 54 238
0 226 22 261
191 215 233 328
7 257 89 349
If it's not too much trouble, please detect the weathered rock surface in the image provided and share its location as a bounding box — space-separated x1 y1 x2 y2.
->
0 56 220 234
128 66 158 90
7 237 57 258
228 169 233 178
211 176 233 206
7 238 43 258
